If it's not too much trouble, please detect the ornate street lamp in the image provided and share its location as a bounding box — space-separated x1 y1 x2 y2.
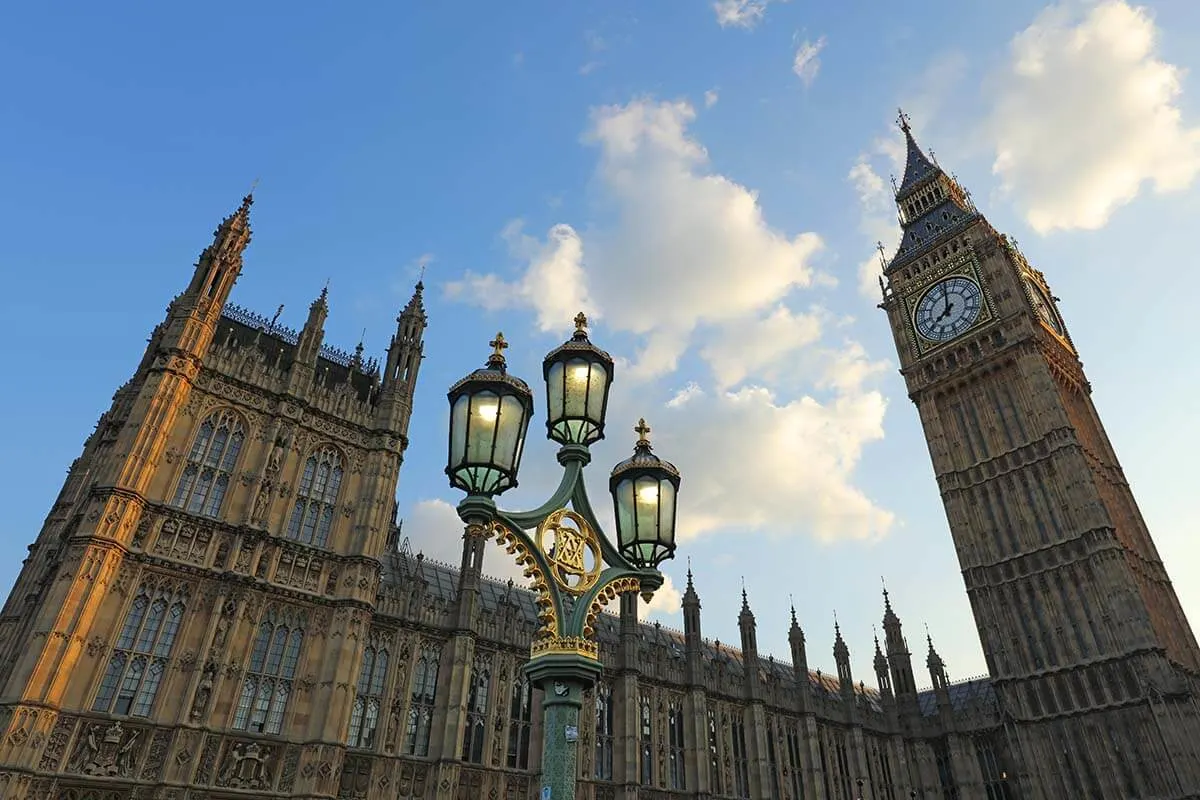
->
446 333 534 497
446 315 681 800
543 312 614 447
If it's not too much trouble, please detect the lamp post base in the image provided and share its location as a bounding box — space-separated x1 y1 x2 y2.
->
526 653 604 800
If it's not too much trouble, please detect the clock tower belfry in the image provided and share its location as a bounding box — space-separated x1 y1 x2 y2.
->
879 112 1200 799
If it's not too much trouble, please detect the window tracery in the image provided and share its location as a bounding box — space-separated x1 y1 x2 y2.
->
640 694 653 785
405 643 441 757
594 683 614 780
286 445 345 548
506 673 533 769
171 410 245 517
348 636 390 748
232 608 306 735
93 580 188 716
668 698 686 790
462 652 491 763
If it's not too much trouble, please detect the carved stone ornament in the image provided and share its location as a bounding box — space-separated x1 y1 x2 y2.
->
217 740 274 790
190 661 218 720
68 720 142 777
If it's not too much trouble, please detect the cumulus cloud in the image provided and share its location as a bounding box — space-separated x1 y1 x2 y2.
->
988 1 1200 233
446 220 593 333
657 382 892 542
704 89 720 109
792 37 827 87
446 97 894 546
639 573 682 621
450 98 822 377
713 0 770 29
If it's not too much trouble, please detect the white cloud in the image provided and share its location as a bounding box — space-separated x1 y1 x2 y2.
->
639 573 682 621
446 220 594 333
656 383 892 543
704 89 720 109
449 98 822 377
402 498 531 586
847 156 897 299
988 1 1200 233
713 0 769 29
792 37 827 87
699 304 825 389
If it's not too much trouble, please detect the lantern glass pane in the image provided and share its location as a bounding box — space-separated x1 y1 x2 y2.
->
657 481 677 547
465 391 500 466
492 394 525 472
449 394 470 470
546 361 565 423
563 358 590 418
614 477 637 550
585 362 608 425
634 475 660 545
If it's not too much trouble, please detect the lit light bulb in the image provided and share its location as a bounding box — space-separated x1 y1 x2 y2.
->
637 485 659 503
570 365 590 383
477 402 499 422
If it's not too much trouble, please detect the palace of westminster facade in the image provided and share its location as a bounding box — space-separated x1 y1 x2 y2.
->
2 121 1200 800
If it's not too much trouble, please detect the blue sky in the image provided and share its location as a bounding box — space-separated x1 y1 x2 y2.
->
4 0 1200 687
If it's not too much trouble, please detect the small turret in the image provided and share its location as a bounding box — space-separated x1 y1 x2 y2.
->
294 286 328 366
183 193 253 307
833 618 853 698
788 602 811 710
927 632 949 691
376 280 427 440
682 562 703 686
738 583 758 656
873 630 893 698
881 583 918 698
682 560 701 646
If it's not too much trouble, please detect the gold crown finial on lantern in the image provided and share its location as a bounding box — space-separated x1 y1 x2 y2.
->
574 311 588 332
634 418 651 447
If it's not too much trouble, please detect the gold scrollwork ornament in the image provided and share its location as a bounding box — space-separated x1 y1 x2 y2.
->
535 509 602 595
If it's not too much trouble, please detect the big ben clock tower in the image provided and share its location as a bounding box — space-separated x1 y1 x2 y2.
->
880 112 1200 799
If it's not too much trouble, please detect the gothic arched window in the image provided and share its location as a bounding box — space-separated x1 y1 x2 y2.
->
708 709 723 795
594 683 614 780
732 715 751 798
506 675 533 769
171 410 245 517
640 695 654 785
462 653 491 763
286 446 345 548
668 700 686 790
405 644 441 757
232 614 305 735
348 641 390 748
93 583 188 716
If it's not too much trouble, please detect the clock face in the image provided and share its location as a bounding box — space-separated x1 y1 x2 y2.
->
1026 280 1064 335
913 276 983 342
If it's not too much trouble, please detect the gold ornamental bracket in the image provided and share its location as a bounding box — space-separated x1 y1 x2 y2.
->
535 508 602 596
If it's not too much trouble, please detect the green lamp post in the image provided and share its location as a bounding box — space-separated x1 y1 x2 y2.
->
446 315 681 800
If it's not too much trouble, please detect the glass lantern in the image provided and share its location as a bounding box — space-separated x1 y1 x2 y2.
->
446 333 534 496
609 418 680 568
543 312 614 446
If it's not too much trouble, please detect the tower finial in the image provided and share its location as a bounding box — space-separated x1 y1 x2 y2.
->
897 107 912 134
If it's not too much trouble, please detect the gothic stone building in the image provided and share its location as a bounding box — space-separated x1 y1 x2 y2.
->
1 119 1199 800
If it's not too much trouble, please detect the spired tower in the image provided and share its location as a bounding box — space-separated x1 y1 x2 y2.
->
879 112 1200 798
0 195 426 799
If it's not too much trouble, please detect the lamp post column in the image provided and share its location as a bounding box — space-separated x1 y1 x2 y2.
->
527 654 604 800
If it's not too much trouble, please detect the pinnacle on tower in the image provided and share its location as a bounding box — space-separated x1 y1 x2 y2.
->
894 108 940 198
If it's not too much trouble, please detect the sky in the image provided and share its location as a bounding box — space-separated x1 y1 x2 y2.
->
4 0 1200 689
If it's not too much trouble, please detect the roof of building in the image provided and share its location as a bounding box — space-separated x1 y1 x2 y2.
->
378 539 994 717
